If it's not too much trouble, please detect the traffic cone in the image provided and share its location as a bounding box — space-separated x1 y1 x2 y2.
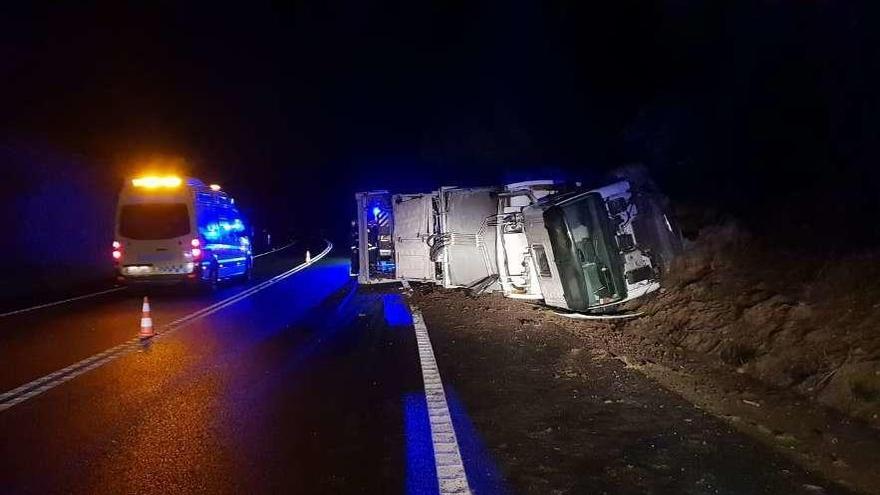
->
306 250 311 263
139 296 155 339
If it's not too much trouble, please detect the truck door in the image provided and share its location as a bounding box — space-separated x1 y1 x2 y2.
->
439 187 499 288
393 193 435 281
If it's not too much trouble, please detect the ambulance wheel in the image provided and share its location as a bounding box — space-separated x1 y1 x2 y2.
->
202 263 219 292
210 265 220 290
244 258 254 281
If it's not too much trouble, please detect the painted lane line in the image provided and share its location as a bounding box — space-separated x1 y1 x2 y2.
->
0 240 334 407
0 287 127 318
0 242 332 413
253 240 297 259
0 342 132 403
0 241 295 319
410 306 472 495
0 241 333 410
0 244 324 404
156 242 331 328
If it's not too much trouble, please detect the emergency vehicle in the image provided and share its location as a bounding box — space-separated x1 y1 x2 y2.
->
113 176 253 287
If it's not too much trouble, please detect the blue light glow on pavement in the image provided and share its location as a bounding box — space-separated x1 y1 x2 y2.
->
384 293 414 327
404 392 439 495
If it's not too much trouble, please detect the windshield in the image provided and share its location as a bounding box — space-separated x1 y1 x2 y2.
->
119 203 191 240
544 193 625 310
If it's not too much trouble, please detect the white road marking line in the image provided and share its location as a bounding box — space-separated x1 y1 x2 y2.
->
0 241 296 319
0 287 126 318
0 242 333 413
253 240 297 259
409 306 471 495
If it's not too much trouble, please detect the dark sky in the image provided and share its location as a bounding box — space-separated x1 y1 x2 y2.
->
2 1 880 243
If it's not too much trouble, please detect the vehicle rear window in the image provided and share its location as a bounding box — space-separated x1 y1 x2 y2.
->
119 203 190 240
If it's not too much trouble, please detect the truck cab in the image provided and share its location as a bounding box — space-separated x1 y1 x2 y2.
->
523 179 680 311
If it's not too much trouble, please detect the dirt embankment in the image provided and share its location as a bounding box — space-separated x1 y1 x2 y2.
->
410 221 880 493
622 222 880 428
411 287 854 494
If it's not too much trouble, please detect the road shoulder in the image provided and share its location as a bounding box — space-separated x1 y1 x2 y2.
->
410 286 862 494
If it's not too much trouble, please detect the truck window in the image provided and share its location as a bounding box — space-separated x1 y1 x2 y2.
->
119 203 190 240
532 245 552 277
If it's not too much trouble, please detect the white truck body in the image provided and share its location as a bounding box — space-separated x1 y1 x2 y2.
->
353 173 680 312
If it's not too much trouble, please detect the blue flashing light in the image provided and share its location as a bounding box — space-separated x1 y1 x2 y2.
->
202 223 222 241
372 206 382 218
377 260 396 273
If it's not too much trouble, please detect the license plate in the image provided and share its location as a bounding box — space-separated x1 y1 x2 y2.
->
124 266 152 275
139 252 174 263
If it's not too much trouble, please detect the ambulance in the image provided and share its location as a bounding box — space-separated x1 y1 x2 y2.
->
113 176 253 288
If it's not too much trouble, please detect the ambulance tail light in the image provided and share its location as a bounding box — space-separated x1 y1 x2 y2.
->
112 241 122 263
190 238 203 259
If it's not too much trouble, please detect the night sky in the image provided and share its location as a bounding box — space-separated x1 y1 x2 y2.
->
2 1 880 247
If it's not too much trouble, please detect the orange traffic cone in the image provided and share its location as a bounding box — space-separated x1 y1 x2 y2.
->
306 250 311 263
139 296 155 339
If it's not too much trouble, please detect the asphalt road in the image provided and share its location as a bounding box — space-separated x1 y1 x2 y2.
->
0 244 858 495
0 245 431 494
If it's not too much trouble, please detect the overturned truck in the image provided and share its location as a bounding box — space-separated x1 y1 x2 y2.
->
353 173 681 313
